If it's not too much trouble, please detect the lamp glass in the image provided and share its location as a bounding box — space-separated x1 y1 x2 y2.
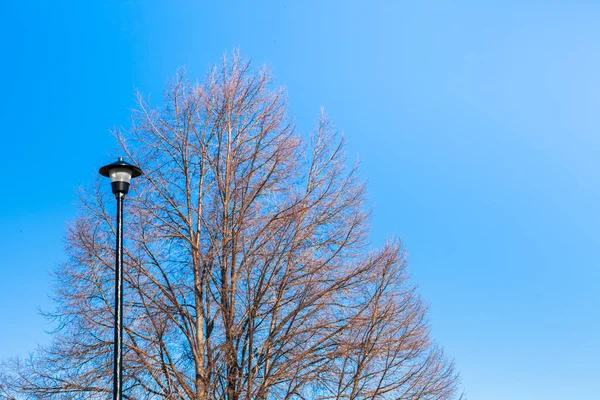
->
109 167 133 183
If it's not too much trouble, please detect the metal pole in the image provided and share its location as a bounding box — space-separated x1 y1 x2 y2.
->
113 192 124 400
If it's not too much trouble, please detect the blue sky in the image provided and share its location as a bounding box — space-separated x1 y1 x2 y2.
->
1 1 599 399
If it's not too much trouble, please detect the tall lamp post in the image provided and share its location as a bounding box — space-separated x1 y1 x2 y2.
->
99 157 143 400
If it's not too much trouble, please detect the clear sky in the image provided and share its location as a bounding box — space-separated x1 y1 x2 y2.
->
1 1 599 399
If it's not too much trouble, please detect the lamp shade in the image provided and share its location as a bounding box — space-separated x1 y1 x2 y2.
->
99 158 143 194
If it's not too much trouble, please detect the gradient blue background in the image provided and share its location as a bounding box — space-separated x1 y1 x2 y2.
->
1 1 599 399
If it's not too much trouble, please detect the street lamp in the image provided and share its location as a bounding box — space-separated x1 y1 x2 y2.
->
99 157 143 400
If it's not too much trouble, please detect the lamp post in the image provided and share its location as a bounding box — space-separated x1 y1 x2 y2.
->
99 157 143 400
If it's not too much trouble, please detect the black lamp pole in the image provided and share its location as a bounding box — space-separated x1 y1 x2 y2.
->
99 158 143 400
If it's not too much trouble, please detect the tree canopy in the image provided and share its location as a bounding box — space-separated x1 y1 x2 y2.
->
1 53 460 400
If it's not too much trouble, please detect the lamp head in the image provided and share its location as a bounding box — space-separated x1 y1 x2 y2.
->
99 157 143 195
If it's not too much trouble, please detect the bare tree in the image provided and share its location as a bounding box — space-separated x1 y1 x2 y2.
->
1 53 460 400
